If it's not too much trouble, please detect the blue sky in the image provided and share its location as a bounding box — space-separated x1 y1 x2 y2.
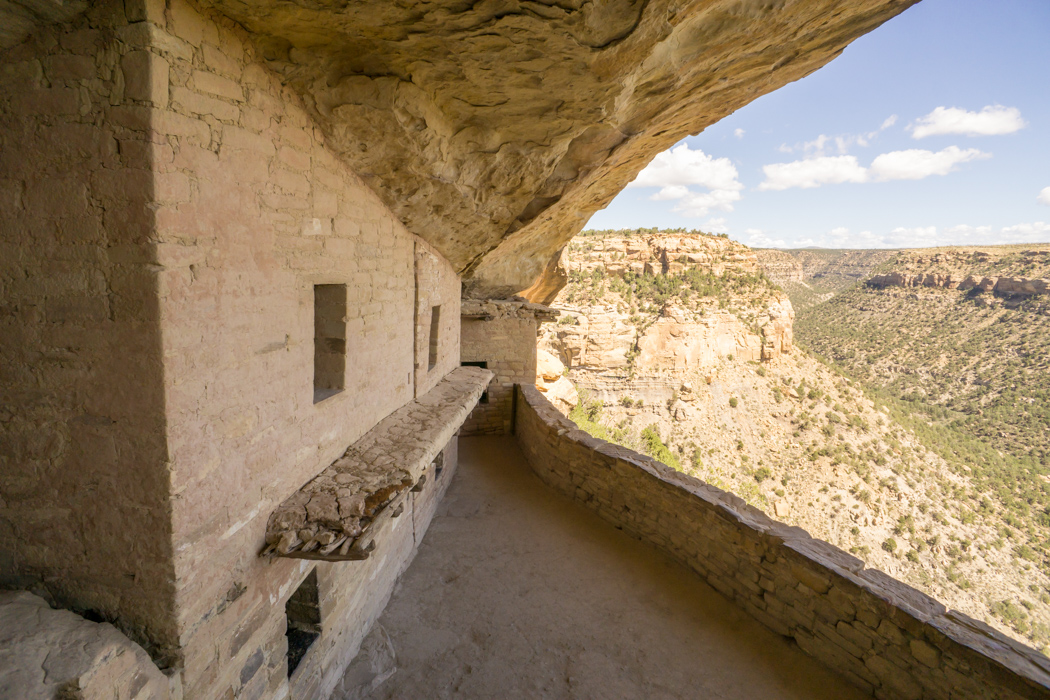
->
587 0 1050 249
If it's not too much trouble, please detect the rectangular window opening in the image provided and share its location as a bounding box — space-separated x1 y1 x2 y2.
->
462 361 489 403
314 284 347 403
428 305 441 371
286 569 321 677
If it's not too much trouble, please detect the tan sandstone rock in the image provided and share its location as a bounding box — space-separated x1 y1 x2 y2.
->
170 0 919 297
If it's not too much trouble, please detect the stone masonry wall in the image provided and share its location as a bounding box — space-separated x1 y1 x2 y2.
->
414 243 461 398
138 1 465 697
0 1 179 665
515 385 1050 700
461 316 538 435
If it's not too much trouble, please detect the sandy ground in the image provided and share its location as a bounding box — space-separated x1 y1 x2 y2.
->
340 436 865 700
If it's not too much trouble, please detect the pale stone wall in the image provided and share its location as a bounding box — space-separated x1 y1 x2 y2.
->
414 244 461 398
140 1 463 697
515 385 1050 700
0 2 179 664
460 316 538 435
2 0 466 697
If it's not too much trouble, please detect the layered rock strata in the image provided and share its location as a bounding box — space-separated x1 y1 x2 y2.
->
865 247 1050 297
868 272 1050 297
544 232 793 375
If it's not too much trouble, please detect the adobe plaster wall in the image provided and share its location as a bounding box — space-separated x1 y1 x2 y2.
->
142 1 463 696
515 385 1050 700
0 1 178 664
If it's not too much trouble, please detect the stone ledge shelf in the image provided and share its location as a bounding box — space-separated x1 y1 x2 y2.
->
261 366 493 561
515 384 1050 700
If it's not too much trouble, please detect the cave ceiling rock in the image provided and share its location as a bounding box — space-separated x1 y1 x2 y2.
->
5 0 919 297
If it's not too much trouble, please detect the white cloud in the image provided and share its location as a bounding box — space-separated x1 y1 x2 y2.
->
628 144 744 217
767 222 1050 249
651 185 690 201
705 217 730 234
909 105 1025 139
734 128 745 139
869 146 988 181
779 115 897 157
758 156 868 190
672 189 742 217
1038 187 1050 206
885 226 941 247
629 144 742 191
742 228 787 249
758 146 987 190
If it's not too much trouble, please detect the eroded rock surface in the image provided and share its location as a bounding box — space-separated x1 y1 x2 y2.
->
186 0 917 297
263 366 492 559
544 231 793 373
0 591 170 700
865 246 1050 297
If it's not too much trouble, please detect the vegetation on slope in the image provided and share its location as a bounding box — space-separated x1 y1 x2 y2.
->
796 288 1050 546
795 284 1050 646
551 234 1050 651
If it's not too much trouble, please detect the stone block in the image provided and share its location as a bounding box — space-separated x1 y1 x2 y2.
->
171 86 239 122
222 126 277 157
12 88 78 116
909 638 940 668
169 0 208 46
202 42 243 78
125 0 167 24
193 69 244 102
45 54 96 81
122 50 169 107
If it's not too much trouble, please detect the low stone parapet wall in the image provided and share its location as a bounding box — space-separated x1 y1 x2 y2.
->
514 384 1050 700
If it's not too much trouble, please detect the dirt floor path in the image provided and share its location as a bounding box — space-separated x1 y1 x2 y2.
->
339 436 865 700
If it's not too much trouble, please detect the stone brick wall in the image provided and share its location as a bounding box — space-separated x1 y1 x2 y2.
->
414 244 461 398
0 1 179 664
2 0 467 697
515 385 1050 700
460 316 538 435
139 1 464 697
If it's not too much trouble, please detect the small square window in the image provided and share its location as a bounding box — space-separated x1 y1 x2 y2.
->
428 305 441 371
314 284 346 403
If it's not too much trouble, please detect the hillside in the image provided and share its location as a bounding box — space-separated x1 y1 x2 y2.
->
756 248 894 311
543 230 1050 652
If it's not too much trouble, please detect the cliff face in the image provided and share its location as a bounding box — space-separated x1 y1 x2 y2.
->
756 248 896 287
754 248 896 312
543 232 793 378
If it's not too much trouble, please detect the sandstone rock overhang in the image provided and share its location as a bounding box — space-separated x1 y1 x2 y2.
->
2 0 920 297
193 0 920 297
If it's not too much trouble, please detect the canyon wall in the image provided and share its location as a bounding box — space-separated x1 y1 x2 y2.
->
756 249 896 288
866 247 1050 297
543 232 793 378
